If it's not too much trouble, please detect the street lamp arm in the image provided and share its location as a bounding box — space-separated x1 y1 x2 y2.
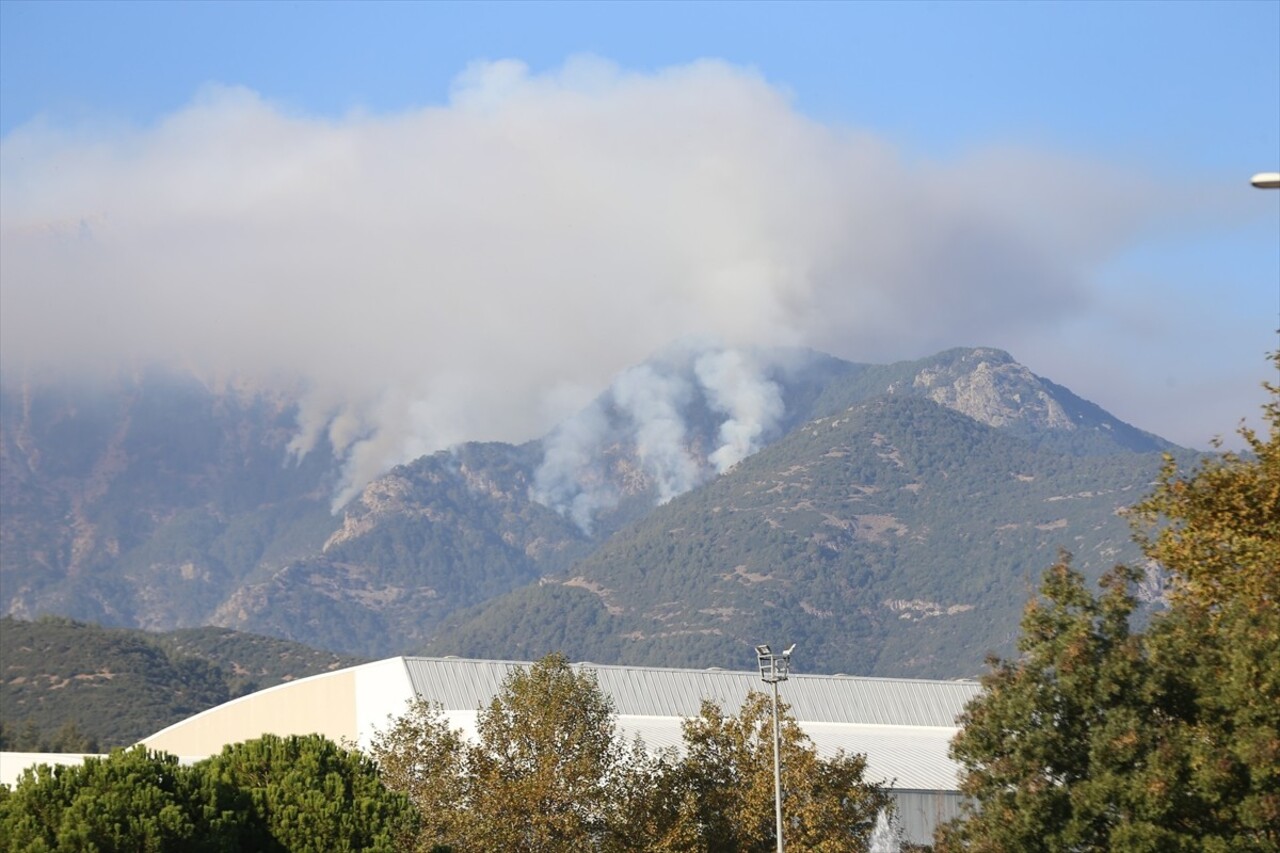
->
756 642 795 853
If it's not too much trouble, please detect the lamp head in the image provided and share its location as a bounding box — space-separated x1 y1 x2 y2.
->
755 644 772 656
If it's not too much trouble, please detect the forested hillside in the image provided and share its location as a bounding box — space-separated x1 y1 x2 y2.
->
426 395 1175 677
1 347 1191 674
0 616 363 749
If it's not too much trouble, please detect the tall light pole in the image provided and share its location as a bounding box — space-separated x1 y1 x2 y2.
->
756 643 795 853
1253 172 1279 352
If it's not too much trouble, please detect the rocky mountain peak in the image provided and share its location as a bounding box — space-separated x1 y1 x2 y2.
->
911 348 1076 432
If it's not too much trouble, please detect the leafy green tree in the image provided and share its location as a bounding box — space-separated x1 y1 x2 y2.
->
938 357 1280 851
371 653 658 852
1127 357 1280 850
938 557 1173 851
201 733 417 853
661 691 889 853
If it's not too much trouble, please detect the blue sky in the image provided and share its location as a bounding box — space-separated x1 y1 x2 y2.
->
4 1 1276 166
1 0 1277 480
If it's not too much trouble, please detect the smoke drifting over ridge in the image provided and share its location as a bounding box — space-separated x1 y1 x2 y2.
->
0 57 1192 508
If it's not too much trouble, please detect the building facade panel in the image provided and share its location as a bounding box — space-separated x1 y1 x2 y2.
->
143 667 360 756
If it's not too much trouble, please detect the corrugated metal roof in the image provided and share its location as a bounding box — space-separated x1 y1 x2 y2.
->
402 657 980 728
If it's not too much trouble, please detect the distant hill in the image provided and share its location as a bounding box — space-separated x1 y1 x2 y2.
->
0 616 364 749
1 347 1193 676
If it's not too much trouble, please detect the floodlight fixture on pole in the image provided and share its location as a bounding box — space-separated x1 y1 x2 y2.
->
756 642 795 853
1252 172 1280 189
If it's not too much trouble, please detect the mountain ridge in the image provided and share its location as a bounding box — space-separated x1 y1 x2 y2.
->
0 346 1190 674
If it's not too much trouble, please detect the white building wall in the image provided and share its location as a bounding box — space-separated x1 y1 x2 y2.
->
0 752 100 789
142 666 361 756
353 657 418 751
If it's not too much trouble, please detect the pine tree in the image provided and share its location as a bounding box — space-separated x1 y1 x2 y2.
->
202 733 417 853
0 747 211 853
0 736 417 853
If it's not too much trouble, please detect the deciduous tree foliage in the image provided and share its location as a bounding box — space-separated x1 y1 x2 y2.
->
1129 361 1280 850
366 699 469 851
468 654 651 851
370 653 657 852
660 691 889 853
938 357 1280 852
370 653 889 853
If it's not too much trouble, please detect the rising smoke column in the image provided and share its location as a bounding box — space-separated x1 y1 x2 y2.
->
530 360 703 532
694 347 785 472
530 398 619 534
530 344 787 531
610 363 702 503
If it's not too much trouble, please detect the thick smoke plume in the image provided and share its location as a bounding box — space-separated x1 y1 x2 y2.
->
695 348 784 473
528 397 617 534
611 365 701 503
530 344 786 530
0 56 1236 508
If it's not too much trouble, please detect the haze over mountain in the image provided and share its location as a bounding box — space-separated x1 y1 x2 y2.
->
1 346 1187 678
5 55 1257 509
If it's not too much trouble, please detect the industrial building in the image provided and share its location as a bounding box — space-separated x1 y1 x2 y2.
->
137 656 980 845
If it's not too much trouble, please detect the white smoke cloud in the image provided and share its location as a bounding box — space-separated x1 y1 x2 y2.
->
611 364 701 502
0 56 1237 509
530 344 787 528
694 348 785 473
530 398 617 534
